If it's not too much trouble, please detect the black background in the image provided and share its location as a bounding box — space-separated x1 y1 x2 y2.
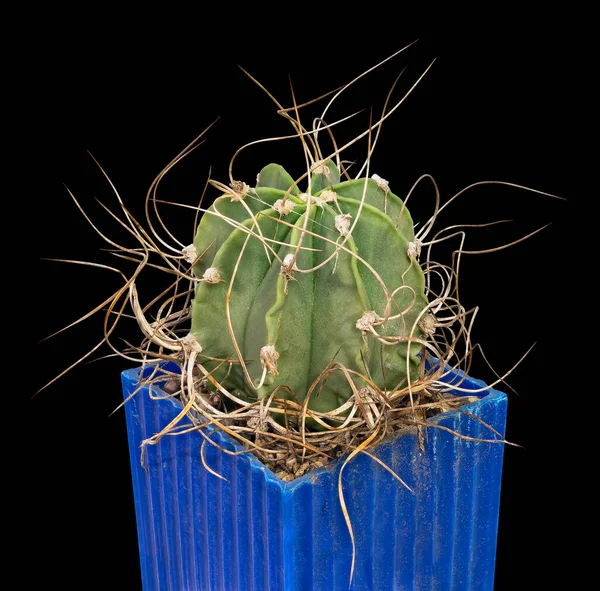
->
33 17 586 590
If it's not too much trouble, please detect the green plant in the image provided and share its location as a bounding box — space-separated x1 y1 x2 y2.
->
188 160 429 424
44 45 558 483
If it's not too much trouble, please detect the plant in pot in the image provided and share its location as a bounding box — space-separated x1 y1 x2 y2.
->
42 43 561 590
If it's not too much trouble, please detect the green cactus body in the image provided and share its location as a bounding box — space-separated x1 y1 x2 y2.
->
190 163 428 423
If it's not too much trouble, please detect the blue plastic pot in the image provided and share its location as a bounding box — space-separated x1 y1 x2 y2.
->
123 364 507 590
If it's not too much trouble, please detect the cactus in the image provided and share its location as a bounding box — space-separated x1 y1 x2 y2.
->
188 161 429 424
